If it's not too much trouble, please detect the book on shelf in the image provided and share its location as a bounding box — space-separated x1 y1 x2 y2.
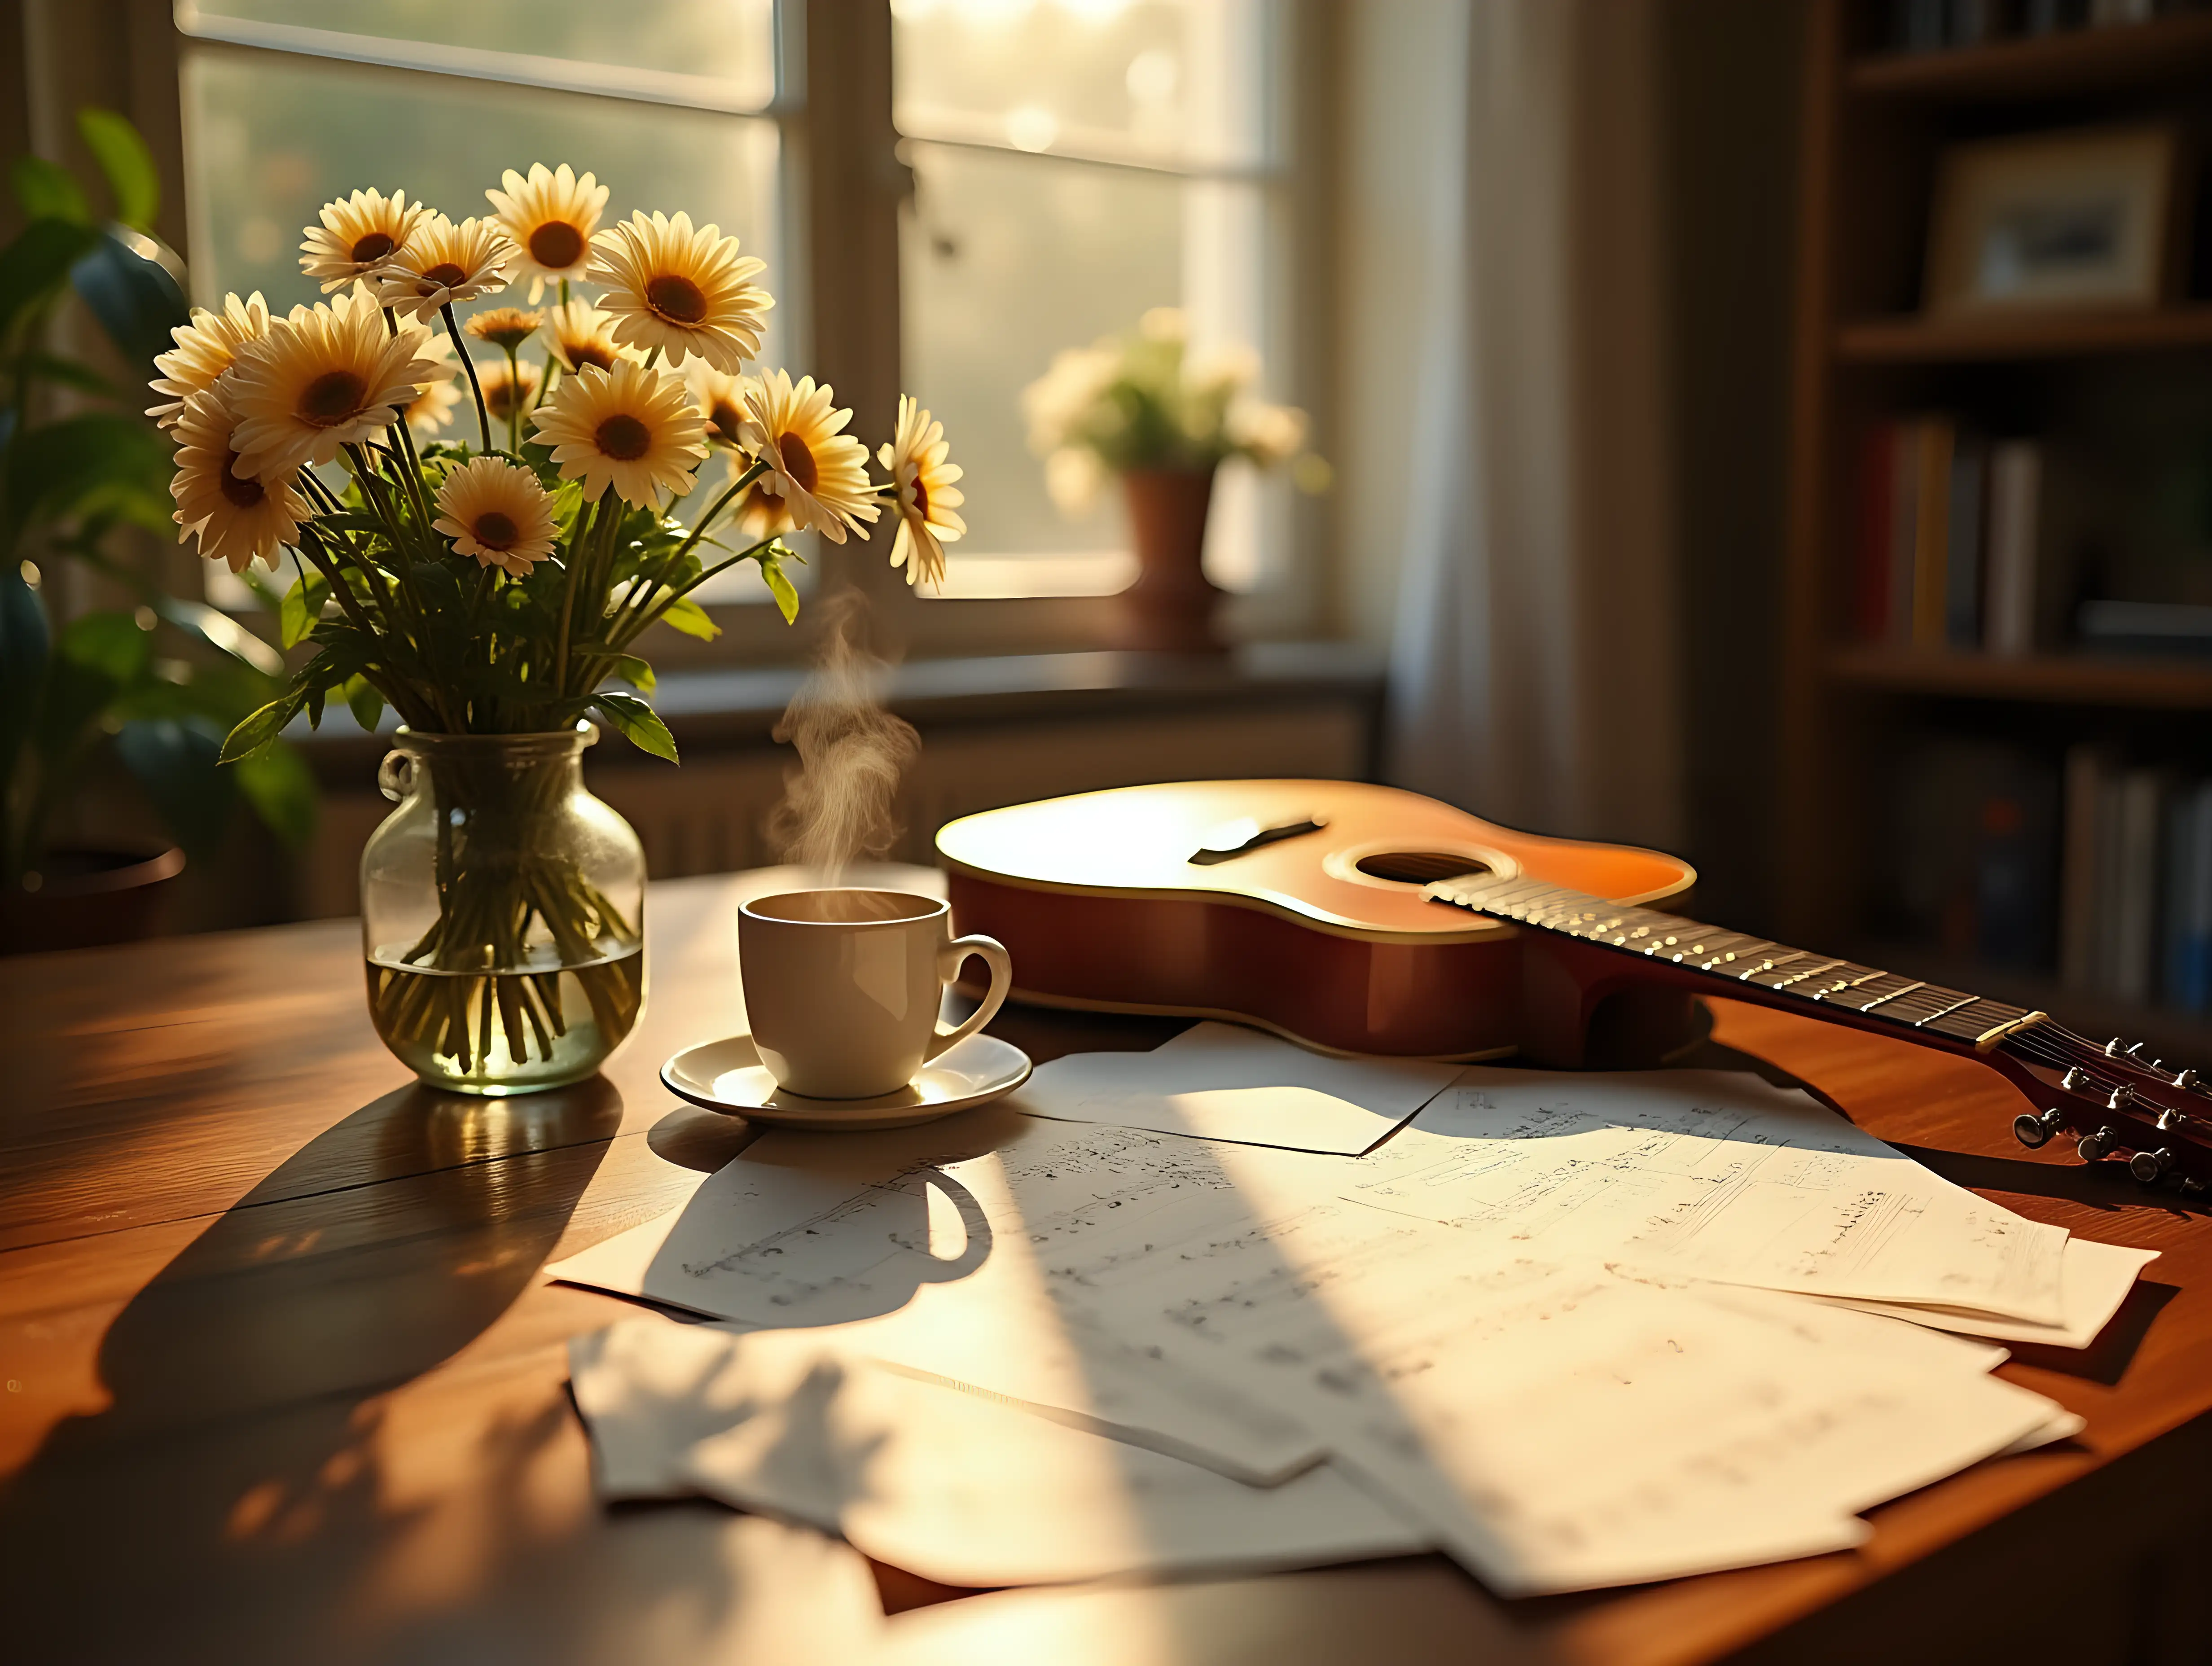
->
1852 421 2058 657
2058 747 2212 1015
1892 737 2058 970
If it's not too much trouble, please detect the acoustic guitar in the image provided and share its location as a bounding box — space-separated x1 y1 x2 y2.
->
936 779 2212 1192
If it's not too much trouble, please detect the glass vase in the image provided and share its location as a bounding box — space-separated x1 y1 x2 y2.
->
360 724 645 1095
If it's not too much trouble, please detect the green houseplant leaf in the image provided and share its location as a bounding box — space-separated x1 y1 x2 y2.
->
75 107 159 231
592 692 679 762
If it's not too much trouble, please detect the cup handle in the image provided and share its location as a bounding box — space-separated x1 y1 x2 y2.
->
928 933 1012 1061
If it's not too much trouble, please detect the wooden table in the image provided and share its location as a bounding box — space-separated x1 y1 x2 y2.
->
6 870 2212 1665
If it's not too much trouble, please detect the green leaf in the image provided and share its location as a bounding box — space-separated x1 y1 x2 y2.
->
3 411 172 555
152 596 283 677
759 551 800 624
660 594 721 641
18 351 120 400
606 653 655 692
76 107 159 230
279 573 328 649
10 157 89 226
234 742 318 850
114 718 233 858
0 217 99 344
592 691 678 763
342 674 384 734
71 232 189 375
0 563 49 797
57 608 149 684
219 691 304 764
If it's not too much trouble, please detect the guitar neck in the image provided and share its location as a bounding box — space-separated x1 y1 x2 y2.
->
1425 872 2047 1057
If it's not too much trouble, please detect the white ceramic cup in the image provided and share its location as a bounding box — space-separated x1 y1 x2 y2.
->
738 889 1014 1099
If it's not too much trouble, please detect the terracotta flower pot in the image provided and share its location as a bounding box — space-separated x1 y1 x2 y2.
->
0 846 185 956
1115 466 1226 654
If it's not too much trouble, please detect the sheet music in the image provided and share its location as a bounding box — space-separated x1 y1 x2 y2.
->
1343 1069 2070 1324
1068 1202 2069 1594
1010 1022 1460 1154
1815 1236 2159 1349
571 1320 1428 1588
548 1107 1348 1484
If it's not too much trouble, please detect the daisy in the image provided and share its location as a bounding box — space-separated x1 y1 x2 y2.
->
1227 398 1308 469
402 332 464 436
465 306 544 351
372 214 515 320
878 395 964 587
480 357 542 427
485 163 608 301
737 369 878 544
299 188 428 292
169 389 308 574
530 359 707 508
145 290 270 430
733 473 798 540
542 299 640 375
433 456 559 575
227 293 441 477
590 210 770 372
686 362 753 447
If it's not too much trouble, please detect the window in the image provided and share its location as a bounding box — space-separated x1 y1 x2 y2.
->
171 0 1309 642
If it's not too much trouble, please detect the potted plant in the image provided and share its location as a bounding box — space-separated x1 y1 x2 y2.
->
155 163 966 1094
0 109 315 954
1021 307 1321 653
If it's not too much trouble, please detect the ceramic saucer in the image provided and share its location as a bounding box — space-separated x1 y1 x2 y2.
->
660 1031 1033 1131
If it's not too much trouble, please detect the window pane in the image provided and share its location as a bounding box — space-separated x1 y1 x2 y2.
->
891 0 1271 171
900 142 1279 597
182 46 789 607
177 0 777 111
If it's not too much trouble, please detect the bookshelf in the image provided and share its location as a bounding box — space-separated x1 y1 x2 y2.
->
1781 0 2212 1055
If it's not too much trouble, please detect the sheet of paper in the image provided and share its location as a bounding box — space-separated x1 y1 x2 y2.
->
1065 1200 2068 1594
1816 1237 2158 1349
1009 1022 1460 1155
547 1107 1349 1484
570 1320 1428 1588
1344 1068 2070 1324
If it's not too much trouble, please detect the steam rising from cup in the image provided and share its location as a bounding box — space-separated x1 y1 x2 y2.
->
769 590 920 907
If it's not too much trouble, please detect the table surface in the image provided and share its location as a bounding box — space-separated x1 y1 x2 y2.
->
6 868 2212 1666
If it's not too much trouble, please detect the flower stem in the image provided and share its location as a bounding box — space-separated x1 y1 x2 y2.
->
443 301 493 453
503 346 521 452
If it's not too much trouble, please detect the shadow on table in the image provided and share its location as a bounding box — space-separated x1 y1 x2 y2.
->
0 1076 769 1665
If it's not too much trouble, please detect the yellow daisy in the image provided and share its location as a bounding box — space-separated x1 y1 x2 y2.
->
737 369 879 544
227 292 440 477
733 474 798 540
530 359 708 508
485 163 608 302
480 357 543 426
686 361 753 447
433 456 559 575
169 389 309 574
299 188 428 292
464 306 544 351
542 299 641 375
878 395 964 587
145 290 270 430
589 210 770 372
403 332 463 435
371 213 514 320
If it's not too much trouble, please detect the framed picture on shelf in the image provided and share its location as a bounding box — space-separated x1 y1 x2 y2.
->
1923 125 2181 316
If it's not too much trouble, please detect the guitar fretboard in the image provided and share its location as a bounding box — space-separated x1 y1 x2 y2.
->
1426 872 2037 1051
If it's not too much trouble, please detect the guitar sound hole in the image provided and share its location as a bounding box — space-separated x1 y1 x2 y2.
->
1355 851 1492 886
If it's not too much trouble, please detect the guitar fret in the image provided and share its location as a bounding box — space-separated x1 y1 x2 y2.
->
1422 876 2017 1051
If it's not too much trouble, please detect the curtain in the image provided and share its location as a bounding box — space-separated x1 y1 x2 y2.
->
1384 0 1683 856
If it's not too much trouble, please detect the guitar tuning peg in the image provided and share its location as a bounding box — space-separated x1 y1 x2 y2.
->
2108 1085 2136 1112
2159 1108 2189 1132
2125 1041 2150 1061
2013 1109 2065 1149
2131 1147 2177 1184
2078 1126 2117 1162
2107 1038 2124 1057
2176 1068 2200 1091
2062 1066 2089 1092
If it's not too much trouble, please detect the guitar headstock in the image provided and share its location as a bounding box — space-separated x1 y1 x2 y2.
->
1995 1023 2212 1191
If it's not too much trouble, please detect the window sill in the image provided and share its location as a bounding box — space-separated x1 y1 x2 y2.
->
290 640 1386 782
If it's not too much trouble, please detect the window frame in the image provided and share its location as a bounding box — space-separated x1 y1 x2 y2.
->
162 0 1335 664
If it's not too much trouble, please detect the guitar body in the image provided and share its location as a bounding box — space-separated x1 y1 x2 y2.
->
936 780 1700 1061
